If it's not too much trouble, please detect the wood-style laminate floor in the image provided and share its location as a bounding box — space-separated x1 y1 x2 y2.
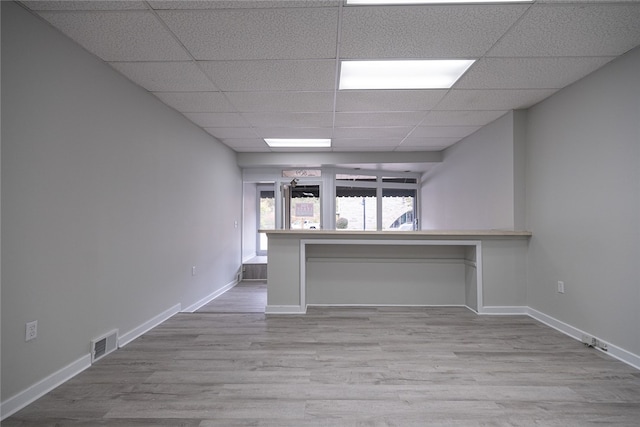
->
4 282 640 426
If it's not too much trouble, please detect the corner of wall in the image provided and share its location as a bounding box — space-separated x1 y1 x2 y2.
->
512 110 527 231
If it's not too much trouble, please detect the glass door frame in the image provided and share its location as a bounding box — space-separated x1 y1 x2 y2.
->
256 184 275 256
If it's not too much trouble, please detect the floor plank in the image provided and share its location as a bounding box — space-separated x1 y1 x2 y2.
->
196 281 266 313
4 283 640 426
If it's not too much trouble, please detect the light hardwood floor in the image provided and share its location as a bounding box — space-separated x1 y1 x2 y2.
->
4 282 640 426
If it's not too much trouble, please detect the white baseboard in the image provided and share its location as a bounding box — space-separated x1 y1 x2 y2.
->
181 279 237 313
307 303 466 308
480 305 529 315
118 303 181 348
0 354 91 421
265 305 306 314
526 307 640 371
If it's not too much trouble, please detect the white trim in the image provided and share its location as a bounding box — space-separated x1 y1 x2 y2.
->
481 306 529 315
300 240 307 310
526 307 640 371
0 354 91 421
181 279 237 313
118 303 181 348
265 305 306 314
475 244 483 311
307 303 467 308
306 257 467 264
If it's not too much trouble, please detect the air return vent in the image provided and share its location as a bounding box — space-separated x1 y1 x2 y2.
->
91 329 118 363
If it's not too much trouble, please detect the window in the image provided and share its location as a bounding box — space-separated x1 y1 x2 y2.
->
382 188 416 230
335 171 418 231
335 186 377 230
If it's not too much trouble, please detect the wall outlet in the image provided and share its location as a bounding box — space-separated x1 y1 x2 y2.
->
26 320 38 341
557 281 565 294
191 266 197 276
582 334 596 346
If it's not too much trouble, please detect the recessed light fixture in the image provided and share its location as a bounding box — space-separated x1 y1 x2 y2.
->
264 138 332 148
346 0 531 4
339 59 474 90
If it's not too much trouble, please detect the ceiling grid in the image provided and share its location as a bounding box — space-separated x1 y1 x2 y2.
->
20 0 640 167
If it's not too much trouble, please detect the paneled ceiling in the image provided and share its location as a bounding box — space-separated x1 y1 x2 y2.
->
21 0 640 156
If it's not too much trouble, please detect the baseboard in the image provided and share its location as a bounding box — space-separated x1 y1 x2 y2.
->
307 303 466 308
0 354 92 421
265 305 306 314
480 305 529 315
118 303 181 348
526 307 640 371
181 279 237 313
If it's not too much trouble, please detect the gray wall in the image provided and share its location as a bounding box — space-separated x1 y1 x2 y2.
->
1 2 242 400
420 45 640 358
525 46 640 356
420 111 521 230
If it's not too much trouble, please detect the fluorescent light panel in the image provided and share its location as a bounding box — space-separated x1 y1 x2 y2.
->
339 59 474 90
265 138 331 148
347 0 531 4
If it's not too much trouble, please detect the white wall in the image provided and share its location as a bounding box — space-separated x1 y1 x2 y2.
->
525 46 640 357
242 182 257 262
1 1 242 403
420 111 522 230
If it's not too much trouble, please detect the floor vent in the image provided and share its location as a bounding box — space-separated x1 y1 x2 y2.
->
91 329 118 363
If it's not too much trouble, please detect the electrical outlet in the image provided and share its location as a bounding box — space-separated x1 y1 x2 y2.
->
191 266 196 276
557 281 565 294
26 320 38 341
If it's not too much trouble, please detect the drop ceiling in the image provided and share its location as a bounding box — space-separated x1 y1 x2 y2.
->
20 0 640 160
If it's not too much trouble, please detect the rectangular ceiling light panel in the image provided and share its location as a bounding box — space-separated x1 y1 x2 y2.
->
265 138 332 148
339 60 475 90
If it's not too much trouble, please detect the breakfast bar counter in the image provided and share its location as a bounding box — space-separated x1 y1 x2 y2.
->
263 230 531 314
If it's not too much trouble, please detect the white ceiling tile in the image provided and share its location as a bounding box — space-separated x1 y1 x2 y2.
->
184 113 250 128
243 112 333 128
332 139 403 149
220 139 271 152
397 138 461 150
157 8 338 60
333 127 412 139
456 57 616 89
335 112 426 128
110 62 217 92
255 128 332 138
37 11 190 61
230 145 272 153
336 90 447 112
436 89 557 110
24 1 147 10
153 92 236 113
149 1 339 10
421 111 507 126
333 146 399 152
340 5 528 58
204 127 259 139
200 60 336 91
412 126 481 138
225 92 334 112
488 4 640 57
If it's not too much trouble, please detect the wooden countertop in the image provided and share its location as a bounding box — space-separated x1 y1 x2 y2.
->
262 230 532 238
